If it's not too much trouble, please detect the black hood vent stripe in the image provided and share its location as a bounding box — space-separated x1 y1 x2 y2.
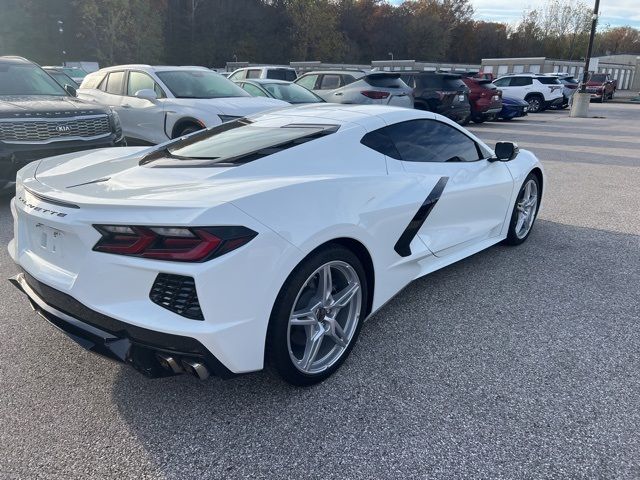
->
394 176 449 257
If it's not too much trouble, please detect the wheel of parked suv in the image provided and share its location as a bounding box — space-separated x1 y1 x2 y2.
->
266 244 368 386
472 114 486 124
526 95 544 113
503 172 540 246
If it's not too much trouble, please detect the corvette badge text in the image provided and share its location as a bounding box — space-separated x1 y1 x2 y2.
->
17 196 67 217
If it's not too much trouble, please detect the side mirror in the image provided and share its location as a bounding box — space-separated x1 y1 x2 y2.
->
64 84 77 97
134 89 158 101
493 141 519 161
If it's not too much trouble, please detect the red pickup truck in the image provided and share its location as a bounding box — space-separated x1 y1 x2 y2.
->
586 73 617 102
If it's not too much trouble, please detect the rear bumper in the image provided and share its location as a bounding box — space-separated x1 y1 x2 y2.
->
0 135 125 188
438 105 471 122
9 271 235 379
544 97 564 108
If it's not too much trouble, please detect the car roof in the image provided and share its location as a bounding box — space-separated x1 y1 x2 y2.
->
245 79 292 85
97 65 211 73
0 56 33 65
233 66 295 71
299 70 366 76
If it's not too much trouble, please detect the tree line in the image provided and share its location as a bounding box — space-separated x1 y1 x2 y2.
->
1 0 639 68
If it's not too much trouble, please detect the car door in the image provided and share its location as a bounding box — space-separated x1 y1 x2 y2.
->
314 74 343 101
118 70 167 145
377 118 514 256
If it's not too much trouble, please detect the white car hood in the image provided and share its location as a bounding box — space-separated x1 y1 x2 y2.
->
173 96 289 115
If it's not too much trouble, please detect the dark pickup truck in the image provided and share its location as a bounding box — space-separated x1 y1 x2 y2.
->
0 56 124 193
586 73 617 102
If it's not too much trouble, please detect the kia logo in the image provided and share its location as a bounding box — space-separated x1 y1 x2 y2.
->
55 125 71 133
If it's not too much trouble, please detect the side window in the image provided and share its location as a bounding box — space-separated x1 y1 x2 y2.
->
381 119 481 163
493 77 510 87
127 71 164 97
242 83 268 97
319 74 341 90
296 74 318 90
246 69 262 79
361 130 401 159
511 77 532 87
341 74 356 86
105 71 124 95
81 72 106 89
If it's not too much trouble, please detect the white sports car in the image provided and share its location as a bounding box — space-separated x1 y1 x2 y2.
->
8 105 543 386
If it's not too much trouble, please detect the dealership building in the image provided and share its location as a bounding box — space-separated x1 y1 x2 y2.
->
480 55 639 90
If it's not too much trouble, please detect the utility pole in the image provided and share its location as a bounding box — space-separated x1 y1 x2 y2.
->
570 0 600 117
580 0 600 93
57 20 65 66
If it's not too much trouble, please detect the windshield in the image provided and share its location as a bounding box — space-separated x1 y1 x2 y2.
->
261 82 323 103
141 120 337 167
62 67 87 79
48 70 78 88
589 73 607 82
0 63 68 96
156 70 250 99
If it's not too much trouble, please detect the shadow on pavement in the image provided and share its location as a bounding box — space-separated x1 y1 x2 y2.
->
110 220 640 479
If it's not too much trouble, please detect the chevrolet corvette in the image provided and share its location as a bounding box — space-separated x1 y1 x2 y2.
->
8 104 543 386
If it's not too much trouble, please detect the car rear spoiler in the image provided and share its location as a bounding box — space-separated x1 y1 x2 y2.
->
364 72 401 80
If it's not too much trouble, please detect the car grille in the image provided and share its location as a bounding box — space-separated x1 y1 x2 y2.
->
150 274 204 320
0 115 111 142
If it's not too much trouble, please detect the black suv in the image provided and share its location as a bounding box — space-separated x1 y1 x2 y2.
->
0 56 124 193
401 72 471 124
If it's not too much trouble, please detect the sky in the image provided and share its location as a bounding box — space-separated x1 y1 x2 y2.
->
389 0 640 29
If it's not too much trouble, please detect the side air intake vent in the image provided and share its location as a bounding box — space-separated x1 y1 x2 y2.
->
150 274 203 320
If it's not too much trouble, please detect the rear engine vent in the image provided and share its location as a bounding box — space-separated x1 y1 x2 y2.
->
150 274 203 320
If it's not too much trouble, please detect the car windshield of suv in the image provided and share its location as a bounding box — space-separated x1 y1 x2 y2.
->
261 82 323 103
156 70 250 98
0 63 68 96
48 70 79 88
589 74 607 82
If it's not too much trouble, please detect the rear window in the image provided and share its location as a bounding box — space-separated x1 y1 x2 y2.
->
140 120 338 167
415 74 443 89
536 77 560 85
364 74 404 88
320 75 341 89
442 78 466 91
266 69 297 81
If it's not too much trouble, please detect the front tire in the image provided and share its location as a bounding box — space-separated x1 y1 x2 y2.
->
503 173 540 246
266 245 368 386
526 95 544 113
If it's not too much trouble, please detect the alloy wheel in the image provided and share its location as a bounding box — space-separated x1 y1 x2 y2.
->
528 97 541 113
287 261 362 374
515 179 538 239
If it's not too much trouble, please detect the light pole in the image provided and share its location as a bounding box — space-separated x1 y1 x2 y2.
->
388 52 394 61
57 20 66 65
570 0 600 117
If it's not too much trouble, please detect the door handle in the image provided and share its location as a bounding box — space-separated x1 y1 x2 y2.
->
334 92 343 96
121 104 132 108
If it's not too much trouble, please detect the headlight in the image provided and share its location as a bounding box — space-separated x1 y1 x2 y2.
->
218 114 241 123
108 109 123 140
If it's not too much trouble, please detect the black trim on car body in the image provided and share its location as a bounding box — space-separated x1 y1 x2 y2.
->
394 176 449 257
9 271 236 379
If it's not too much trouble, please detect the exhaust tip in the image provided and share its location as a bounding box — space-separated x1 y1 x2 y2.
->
181 359 210 380
156 353 183 374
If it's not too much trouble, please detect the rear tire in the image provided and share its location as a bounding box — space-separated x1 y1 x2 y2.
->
526 95 544 113
174 123 202 138
266 245 368 386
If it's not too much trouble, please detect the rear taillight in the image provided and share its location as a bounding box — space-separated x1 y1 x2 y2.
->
93 225 257 262
361 90 390 99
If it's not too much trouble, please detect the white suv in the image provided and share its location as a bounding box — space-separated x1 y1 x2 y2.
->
78 65 287 145
493 74 564 113
228 66 298 82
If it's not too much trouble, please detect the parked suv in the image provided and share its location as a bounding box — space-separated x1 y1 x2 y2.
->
493 74 563 113
401 72 471 124
586 73 616 102
0 56 124 193
545 73 578 108
78 65 287 145
294 70 413 107
461 76 502 123
228 66 298 82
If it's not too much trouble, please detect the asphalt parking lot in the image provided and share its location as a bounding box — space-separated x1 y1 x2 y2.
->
1 101 639 479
